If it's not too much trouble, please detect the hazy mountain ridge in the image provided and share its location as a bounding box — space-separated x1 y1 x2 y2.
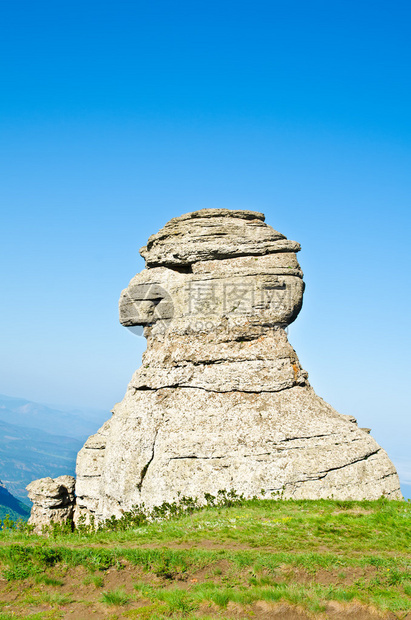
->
0 394 109 503
0 394 108 441
0 418 82 502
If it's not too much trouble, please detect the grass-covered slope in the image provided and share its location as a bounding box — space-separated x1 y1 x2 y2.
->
0 498 410 619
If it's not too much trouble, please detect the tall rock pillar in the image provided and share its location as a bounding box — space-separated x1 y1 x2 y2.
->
74 209 401 524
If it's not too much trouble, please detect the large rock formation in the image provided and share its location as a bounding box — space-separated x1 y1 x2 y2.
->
71 208 401 524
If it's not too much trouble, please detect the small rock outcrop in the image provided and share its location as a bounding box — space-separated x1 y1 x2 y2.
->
26 476 75 532
70 208 401 525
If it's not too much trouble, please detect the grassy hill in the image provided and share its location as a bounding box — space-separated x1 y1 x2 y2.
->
0 497 410 619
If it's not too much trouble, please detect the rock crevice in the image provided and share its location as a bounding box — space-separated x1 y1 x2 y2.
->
137 429 158 492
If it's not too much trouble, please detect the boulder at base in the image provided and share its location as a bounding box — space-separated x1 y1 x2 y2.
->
26 476 75 533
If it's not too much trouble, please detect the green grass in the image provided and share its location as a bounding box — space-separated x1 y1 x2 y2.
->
34 573 64 586
12 496 408 554
101 587 131 606
23 590 73 606
0 498 410 617
83 573 105 587
133 579 411 615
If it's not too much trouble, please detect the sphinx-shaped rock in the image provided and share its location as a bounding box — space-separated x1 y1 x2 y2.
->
73 209 401 524
26 476 75 533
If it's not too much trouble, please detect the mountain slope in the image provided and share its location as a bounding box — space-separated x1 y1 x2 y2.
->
0 480 30 520
0 394 109 504
0 418 82 503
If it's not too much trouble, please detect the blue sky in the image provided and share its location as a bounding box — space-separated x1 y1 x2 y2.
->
1 1 410 488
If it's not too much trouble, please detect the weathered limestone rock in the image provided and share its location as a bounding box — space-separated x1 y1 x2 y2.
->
26 476 75 533
73 208 401 524
139 209 300 267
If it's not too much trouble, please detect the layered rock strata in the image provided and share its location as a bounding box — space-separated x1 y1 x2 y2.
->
71 209 401 524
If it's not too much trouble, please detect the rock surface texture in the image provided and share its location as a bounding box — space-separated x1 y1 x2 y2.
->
71 209 402 524
26 476 75 533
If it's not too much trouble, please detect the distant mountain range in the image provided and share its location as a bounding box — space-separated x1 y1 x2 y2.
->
0 479 30 521
0 394 108 441
0 394 109 504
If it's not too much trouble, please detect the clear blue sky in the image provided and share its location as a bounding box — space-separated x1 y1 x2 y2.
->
1 1 410 487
